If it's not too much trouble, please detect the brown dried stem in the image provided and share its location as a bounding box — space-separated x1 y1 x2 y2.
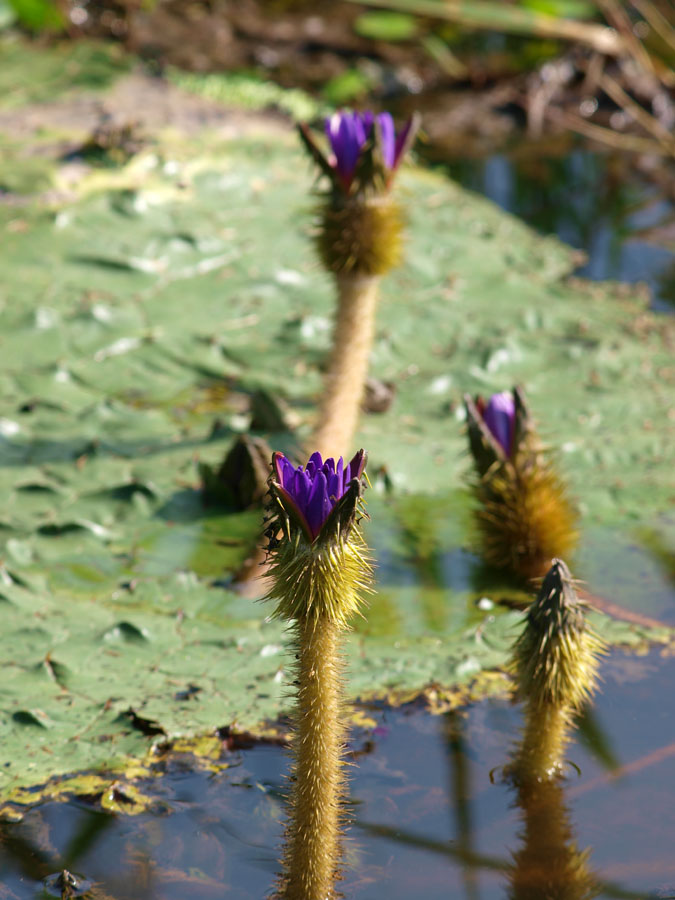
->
343 0 625 55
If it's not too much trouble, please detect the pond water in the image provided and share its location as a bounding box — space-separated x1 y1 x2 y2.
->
2 647 675 899
437 149 675 313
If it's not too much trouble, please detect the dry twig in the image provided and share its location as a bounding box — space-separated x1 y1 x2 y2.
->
343 0 625 55
547 106 672 155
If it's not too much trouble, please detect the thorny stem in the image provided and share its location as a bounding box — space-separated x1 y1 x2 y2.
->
313 273 380 460
281 614 345 900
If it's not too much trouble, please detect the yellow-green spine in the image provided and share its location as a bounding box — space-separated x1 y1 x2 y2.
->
282 615 344 900
267 482 372 900
317 193 403 276
509 559 605 783
475 463 578 580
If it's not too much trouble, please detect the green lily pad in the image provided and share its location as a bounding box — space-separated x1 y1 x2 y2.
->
0 39 673 804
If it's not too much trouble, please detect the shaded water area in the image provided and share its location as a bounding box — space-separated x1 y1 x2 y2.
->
427 147 675 313
2 647 675 899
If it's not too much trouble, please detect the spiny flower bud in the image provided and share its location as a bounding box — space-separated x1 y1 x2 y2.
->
513 559 605 712
298 109 418 276
464 387 577 579
265 450 372 626
265 452 375 899
507 559 606 783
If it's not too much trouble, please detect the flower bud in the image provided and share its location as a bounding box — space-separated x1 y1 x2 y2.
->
265 450 372 625
298 110 419 276
464 387 577 578
507 559 606 783
270 449 366 543
300 110 418 196
513 559 605 712
265 451 374 899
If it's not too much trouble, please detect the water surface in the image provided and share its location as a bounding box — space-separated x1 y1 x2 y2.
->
2 648 675 899
441 149 675 312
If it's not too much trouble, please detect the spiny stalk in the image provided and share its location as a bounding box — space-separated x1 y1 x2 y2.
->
298 111 418 459
264 450 373 900
509 559 606 782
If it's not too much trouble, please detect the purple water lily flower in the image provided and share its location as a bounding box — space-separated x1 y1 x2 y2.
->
272 449 366 541
325 110 415 189
480 392 516 457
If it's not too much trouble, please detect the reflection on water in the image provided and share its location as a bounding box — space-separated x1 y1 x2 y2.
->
508 775 598 900
439 149 675 312
2 649 675 899
364 494 675 632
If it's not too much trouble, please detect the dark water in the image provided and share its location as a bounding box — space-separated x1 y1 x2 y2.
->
441 149 675 312
2 648 675 899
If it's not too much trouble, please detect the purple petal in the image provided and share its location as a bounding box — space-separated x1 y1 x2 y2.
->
377 112 396 168
274 483 313 541
305 471 331 538
357 111 374 143
327 471 340 501
325 112 343 149
353 111 370 146
336 456 344 486
325 114 347 171
483 392 515 456
274 454 295 490
307 451 323 478
322 457 336 477
326 112 361 182
293 469 311 510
